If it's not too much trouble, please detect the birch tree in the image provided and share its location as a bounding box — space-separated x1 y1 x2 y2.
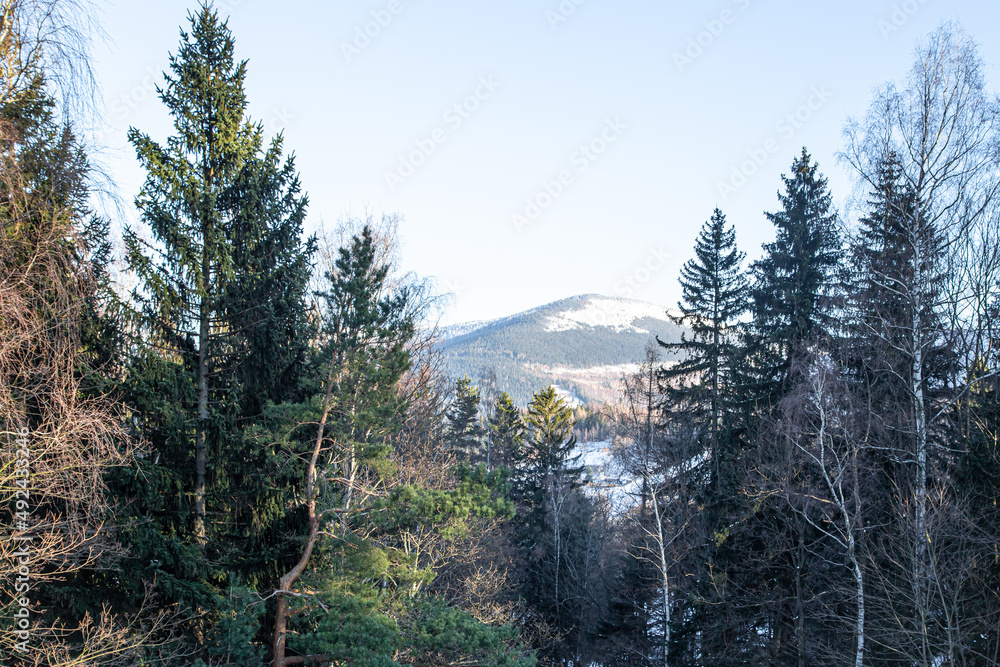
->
842 24 1000 663
782 355 867 667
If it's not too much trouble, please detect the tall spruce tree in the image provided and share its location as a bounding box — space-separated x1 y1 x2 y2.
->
844 152 960 663
691 151 842 663
118 3 314 609
653 213 748 660
746 148 842 407
658 208 747 486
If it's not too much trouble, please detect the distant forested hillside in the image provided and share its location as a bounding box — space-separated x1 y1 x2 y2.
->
439 295 686 405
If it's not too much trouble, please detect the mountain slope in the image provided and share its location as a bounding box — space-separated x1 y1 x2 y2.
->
438 294 685 406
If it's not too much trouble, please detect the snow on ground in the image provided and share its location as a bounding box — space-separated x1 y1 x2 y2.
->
575 441 639 505
577 440 614 472
438 319 498 340
543 296 672 333
551 384 585 408
535 362 640 378
575 441 711 511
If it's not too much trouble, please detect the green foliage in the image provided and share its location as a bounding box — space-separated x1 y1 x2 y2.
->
520 386 582 488
318 225 415 440
445 376 484 460
401 600 536 667
300 589 399 667
363 464 514 578
285 463 521 663
292 588 534 667
660 208 747 419
192 580 266 667
659 208 748 491
745 148 842 406
488 391 525 470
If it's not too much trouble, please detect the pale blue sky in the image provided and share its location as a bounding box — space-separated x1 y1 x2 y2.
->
92 0 1000 325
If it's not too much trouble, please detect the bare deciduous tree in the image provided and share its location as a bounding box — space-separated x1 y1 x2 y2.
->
781 354 867 667
842 23 1000 663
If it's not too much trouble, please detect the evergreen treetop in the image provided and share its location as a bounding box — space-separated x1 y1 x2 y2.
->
747 148 843 403
659 208 747 419
444 376 485 459
521 385 582 490
487 391 525 471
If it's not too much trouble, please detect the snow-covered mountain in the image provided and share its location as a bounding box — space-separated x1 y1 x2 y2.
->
542 298 675 334
438 294 685 406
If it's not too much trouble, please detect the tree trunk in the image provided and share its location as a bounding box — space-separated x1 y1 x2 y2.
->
194 157 215 548
650 483 670 667
911 245 931 665
551 476 562 630
194 271 209 547
795 526 805 667
272 366 336 667
852 556 865 667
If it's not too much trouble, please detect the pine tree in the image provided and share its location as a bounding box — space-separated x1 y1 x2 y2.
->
444 376 484 460
273 224 417 665
314 224 416 513
746 148 843 407
273 226 532 666
319 225 415 439
658 208 747 485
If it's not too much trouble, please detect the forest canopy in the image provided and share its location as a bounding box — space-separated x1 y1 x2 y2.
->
1 3 999 666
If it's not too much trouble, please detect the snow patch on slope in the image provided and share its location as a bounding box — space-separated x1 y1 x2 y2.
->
544 296 671 333
551 385 585 408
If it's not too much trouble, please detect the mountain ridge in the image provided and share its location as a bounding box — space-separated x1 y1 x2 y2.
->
437 294 685 406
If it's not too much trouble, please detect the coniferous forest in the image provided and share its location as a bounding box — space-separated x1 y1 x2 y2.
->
2 1 1000 665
